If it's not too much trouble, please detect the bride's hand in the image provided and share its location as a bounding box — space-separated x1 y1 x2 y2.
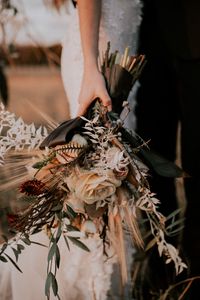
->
77 68 112 116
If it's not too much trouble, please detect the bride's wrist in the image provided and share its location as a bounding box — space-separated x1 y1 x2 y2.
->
84 56 99 70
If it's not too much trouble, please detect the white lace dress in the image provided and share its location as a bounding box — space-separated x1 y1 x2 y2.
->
0 1 142 300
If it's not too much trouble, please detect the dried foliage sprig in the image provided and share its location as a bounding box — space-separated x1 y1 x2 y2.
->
0 103 48 165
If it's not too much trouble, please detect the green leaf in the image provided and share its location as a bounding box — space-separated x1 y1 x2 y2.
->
168 226 185 236
63 236 70 251
45 272 52 297
0 243 8 253
4 253 22 273
21 238 31 245
1 235 8 243
11 247 19 262
19 195 37 203
51 203 63 212
66 206 77 219
29 241 48 247
0 255 8 262
32 161 47 169
66 225 80 232
56 225 62 243
67 236 90 252
21 234 31 245
166 218 185 231
55 245 60 269
48 243 57 262
166 208 182 221
56 211 62 221
17 244 25 252
51 273 58 296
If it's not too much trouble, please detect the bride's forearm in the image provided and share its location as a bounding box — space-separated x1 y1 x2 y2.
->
77 0 101 68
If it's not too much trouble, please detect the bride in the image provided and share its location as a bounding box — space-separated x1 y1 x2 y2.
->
0 1 142 299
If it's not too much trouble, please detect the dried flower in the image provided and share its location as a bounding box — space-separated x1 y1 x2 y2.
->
65 167 121 205
19 179 46 196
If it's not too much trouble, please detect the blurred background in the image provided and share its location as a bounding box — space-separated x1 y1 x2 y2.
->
0 0 71 237
0 0 70 124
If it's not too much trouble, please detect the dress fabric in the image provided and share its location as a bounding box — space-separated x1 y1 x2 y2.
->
0 1 141 300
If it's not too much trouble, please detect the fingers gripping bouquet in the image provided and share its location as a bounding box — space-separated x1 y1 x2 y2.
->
0 45 186 298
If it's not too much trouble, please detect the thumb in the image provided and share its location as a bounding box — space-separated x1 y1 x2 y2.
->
100 91 112 111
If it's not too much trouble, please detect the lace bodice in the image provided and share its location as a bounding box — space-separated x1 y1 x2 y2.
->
100 0 142 53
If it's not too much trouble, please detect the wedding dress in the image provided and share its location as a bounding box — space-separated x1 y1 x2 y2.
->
0 1 141 299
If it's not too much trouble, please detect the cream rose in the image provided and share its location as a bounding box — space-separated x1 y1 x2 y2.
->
65 167 121 204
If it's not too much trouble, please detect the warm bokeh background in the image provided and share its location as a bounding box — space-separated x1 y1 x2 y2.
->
1 0 70 124
0 0 71 236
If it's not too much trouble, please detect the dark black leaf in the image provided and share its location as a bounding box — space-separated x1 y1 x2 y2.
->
105 64 133 115
39 117 84 149
0 66 9 106
140 149 184 178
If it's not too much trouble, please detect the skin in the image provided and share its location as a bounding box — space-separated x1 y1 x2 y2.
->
76 0 112 116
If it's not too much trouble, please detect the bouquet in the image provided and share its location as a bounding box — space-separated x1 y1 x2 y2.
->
0 45 186 299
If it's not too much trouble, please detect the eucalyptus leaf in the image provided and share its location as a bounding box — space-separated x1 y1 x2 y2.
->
68 236 90 252
48 243 57 262
166 218 185 231
66 206 77 219
45 272 52 297
32 161 47 169
0 243 8 253
0 255 7 262
4 253 22 273
21 237 31 245
166 208 182 221
56 225 62 243
11 247 19 262
29 241 48 247
51 273 58 296
66 225 80 232
16 244 25 254
55 245 60 269
167 226 185 236
1 235 8 243
63 236 70 251
51 203 63 212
